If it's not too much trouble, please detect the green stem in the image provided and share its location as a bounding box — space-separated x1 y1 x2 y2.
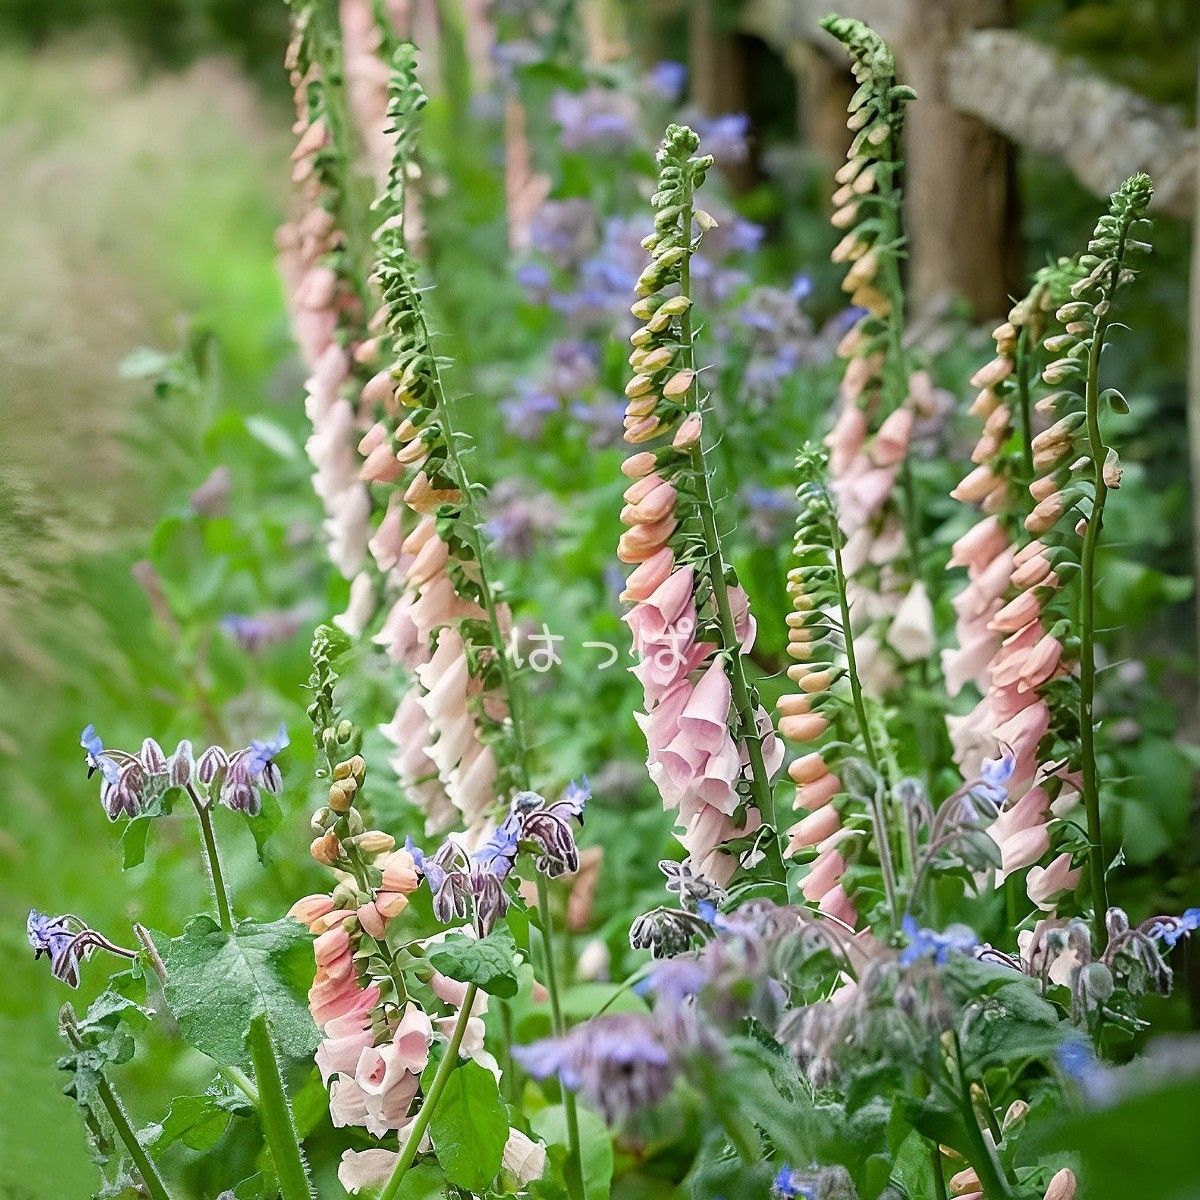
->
950 1036 1012 1200
407 289 532 789
188 786 233 933
62 1010 175 1200
247 1015 313 1200
218 1063 260 1108
1015 323 1036 482
379 984 480 1200
678 196 778 838
828 510 882 776
535 874 585 1200
1079 320 1112 947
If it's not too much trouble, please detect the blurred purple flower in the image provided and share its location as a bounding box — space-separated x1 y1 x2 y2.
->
221 608 306 655
502 384 560 441
552 87 639 152
484 480 560 559
530 198 597 269
695 112 751 165
647 61 687 103
514 1011 677 1122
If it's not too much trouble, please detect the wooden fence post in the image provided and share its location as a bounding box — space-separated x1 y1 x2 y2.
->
895 0 1018 320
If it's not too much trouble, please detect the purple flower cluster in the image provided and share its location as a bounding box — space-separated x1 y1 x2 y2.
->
81 722 288 820
412 781 589 935
220 608 307 654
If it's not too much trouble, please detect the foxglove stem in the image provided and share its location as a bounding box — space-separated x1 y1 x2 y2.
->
60 1006 175 1200
534 873 585 1200
1080 315 1112 947
188 785 233 933
379 983 480 1200
307 0 375 302
247 1015 314 1200
406 288 533 789
678 201 778 837
827 508 882 777
1015 324 1036 482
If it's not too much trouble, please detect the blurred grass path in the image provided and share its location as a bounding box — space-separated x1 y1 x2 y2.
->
0 42 288 1198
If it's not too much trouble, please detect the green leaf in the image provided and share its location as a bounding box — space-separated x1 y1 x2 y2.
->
888 1131 937 1200
121 814 155 869
160 915 317 1067
1037 1072 1200 1200
387 1161 447 1199
247 790 283 864
685 1133 774 1199
244 415 301 460
119 346 174 379
531 1104 613 1200
428 1060 509 1192
141 1093 238 1153
1100 387 1130 413
427 928 519 998
961 982 1065 1073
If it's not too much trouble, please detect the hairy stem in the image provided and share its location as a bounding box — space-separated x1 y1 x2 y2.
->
61 1008 175 1200
247 1015 313 1200
406 286 532 789
678 196 778 837
188 786 233 933
536 874 585 1200
1079 318 1112 946
828 508 882 776
379 984 480 1200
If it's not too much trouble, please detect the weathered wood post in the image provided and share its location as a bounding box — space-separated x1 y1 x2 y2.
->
892 0 1018 319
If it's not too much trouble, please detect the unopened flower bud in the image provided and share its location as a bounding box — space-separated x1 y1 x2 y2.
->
356 830 396 855
328 781 354 813
310 831 340 866
336 720 353 743
1002 1100 1028 1130
949 1168 980 1196
1043 1168 1076 1200
311 806 335 831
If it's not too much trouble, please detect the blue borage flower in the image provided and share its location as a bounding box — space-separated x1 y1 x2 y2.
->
1147 907 1200 949
773 1166 818 1200
79 723 286 819
27 909 136 989
514 1012 677 1123
412 781 589 935
899 915 978 966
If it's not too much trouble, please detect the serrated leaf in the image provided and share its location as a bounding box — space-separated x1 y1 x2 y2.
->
428 1059 508 1191
427 928 519 998
160 916 317 1067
